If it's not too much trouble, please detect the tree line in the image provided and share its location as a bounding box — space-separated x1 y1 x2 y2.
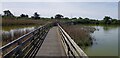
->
2 10 64 19
71 16 120 25
1 10 120 25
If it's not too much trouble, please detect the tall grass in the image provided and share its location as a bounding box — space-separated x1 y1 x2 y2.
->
61 24 96 49
2 19 53 26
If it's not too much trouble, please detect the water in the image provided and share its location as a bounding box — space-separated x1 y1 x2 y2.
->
2 25 40 46
84 25 119 56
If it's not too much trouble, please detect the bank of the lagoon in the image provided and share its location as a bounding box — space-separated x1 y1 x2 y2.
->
2 19 53 26
84 25 118 56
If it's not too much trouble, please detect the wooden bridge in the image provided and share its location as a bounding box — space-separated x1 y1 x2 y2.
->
0 23 88 58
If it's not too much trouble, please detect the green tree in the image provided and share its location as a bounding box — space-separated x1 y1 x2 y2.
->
3 10 15 19
20 14 28 18
64 17 69 19
84 18 90 23
51 17 54 19
78 17 83 19
111 19 118 24
103 16 112 24
55 14 64 19
34 12 40 19
3 10 14 17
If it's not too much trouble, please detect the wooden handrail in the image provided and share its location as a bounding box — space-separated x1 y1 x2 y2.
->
1 23 53 58
57 23 88 58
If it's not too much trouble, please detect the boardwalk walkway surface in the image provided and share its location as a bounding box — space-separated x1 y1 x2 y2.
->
36 27 66 56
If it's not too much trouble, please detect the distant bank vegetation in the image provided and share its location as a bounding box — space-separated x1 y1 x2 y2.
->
1 10 120 26
2 19 53 26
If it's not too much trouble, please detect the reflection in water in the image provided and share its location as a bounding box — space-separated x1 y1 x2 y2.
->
100 25 118 31
2 27 35 45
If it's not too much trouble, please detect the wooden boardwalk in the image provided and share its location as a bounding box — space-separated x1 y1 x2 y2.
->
36 27 66 56
1 23 87 58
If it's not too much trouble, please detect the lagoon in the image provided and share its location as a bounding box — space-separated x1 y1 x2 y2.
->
84 25 119 56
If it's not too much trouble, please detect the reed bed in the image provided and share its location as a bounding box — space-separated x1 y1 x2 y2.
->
61 24 96 49
2 19 52 26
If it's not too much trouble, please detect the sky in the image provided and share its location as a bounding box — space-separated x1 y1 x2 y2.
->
1 0 119 2
1 2 118 20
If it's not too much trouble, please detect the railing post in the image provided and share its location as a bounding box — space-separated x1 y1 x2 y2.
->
15 40 22 57
32 31 35 45
38 28 41 38
40 27 44 40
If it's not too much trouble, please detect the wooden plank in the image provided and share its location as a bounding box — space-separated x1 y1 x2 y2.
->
36 27 66 56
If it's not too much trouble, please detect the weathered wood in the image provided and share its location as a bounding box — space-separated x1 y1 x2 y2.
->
58 23 88 58
0 23 53 58
36 27 66 56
